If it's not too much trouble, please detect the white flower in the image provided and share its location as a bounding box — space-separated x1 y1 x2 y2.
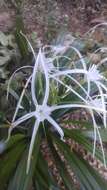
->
8 103 64 174
87 65 103 81
6 48 64 174
6 34 107 173
89 97 104 109
38 56 55 73
34 104 51 122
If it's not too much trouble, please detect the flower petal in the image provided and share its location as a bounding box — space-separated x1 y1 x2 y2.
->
46 115 64 140
27 119 39 174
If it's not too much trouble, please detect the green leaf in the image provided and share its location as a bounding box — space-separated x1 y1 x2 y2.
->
61 119 93 129
15 15 28 58
8 130 41 190
52 135 107 190
0 135 26 189
63 128 107 165
36 151 58 189
47 133 76 190
82 128 107 143
35 169 49 190
6 134 26 151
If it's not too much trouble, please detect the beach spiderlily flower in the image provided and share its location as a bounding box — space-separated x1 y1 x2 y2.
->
51 63 107 127
86 65 107 128
7 48 65 174
6 36 107 173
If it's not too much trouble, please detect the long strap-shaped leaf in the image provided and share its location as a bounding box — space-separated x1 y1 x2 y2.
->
35 151 59 189
52 135 107 190
0 134 26 190
63 127 107 165
8 130 41 190
46 131 76 190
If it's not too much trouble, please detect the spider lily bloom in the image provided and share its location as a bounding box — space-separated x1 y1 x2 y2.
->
7 104 64 174
86 65 107 128
38 55 55 73
6 38 107 174
7 48 64 174
51 64 107 127
87 65 103 81
50 69 107 158
7 100 107 173
10 46 87 121
50 53 107 164
89 97 105 110
51 65 106 94
6 46 90 173
54 71 107 162
43 50 106 126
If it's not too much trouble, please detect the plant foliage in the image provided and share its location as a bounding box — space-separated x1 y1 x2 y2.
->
0 29 107 189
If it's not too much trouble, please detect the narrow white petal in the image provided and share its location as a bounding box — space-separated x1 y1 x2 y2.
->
39 49 50 105
52 69 87 78
89 109 105 167
87 78 91 99
6 111 35 143
96 83 106 128
12 75 32 122
69 46 87 70
12 111 35 128
66 75 103 118
20 32 39 106
97 127 106 167
7 66 33 100
51 104 107 113
90 110 97 157
98 81 107 93
26 120 39 174
31 50 41 106
47 115 64 140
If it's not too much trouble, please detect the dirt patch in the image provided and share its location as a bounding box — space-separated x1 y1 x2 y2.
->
0 1 107 39
0 10 15 32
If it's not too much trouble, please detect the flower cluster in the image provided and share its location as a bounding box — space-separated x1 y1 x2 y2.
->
7 36 107 173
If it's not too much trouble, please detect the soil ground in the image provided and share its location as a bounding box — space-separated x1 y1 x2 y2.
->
0 1 107 41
